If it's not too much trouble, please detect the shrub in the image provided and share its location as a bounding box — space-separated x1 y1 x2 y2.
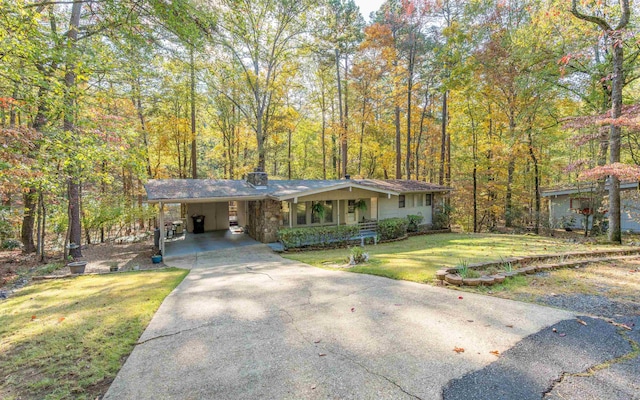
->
278 225 359 249
406 214 424 232
432 203 453 230
377 218 408 241
1 238 21 250
348 246 369 264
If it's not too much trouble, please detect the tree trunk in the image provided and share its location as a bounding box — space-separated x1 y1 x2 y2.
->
608 42 624 243
342 56 349 177
335 49 344 178
321 80 327 180
21 188 37 253
528 132 540 234
505 159 516 227
190 47 197 179
288 128 292 179
395 104 401 179
406 47 414 180
64 0 83 259
439 92 447 185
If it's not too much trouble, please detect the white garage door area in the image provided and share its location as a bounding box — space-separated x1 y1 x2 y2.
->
186 202 230 232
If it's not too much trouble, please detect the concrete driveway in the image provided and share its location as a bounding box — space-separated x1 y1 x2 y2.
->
105 246 573 399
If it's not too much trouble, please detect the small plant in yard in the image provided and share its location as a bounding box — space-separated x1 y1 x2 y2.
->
456 260 481 279
501 260 513 272
348 246 369 265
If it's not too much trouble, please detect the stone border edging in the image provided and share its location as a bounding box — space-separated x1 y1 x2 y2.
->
435 247 640 287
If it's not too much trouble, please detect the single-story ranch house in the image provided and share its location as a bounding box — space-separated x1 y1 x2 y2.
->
542 181 640 232
146 171 451 253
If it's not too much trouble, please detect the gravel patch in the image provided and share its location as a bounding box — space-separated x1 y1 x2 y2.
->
538 294 640 319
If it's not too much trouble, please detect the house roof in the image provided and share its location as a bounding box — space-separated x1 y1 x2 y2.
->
145 178 451 203
541 181 639 197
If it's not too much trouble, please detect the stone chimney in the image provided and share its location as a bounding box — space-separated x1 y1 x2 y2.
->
247 168 268 189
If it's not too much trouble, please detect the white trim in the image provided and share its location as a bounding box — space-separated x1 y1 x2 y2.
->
148 195 267 204
541 182 639 197
274 182 399 201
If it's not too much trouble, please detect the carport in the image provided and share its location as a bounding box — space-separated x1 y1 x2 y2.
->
145 179 267 256
163 229 260 261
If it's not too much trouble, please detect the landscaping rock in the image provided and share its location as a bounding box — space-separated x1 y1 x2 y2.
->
436 270 449 280
445 274 463 286
463 277 481 286
479 276 495 286
493 274 506 283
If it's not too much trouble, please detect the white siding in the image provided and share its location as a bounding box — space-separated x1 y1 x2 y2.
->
378 194 432 224
548 192 640 233
186 202 229 232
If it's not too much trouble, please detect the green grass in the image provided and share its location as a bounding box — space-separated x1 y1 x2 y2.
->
0 268 188 400
284 233 624 283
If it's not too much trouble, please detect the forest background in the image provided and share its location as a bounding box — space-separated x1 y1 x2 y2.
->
1 0 639 259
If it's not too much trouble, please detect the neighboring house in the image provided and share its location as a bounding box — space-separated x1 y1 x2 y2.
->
541 181 640 232
145 171 451 253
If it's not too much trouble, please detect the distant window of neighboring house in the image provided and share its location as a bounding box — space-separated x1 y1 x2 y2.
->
297 203 307 225
399 195 405 208
570 198 591 214
416 194 423 207
425 194 432 206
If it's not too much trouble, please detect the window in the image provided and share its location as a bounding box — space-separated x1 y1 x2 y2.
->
425 194 432 206
348 199 356 213
282 202 290 226
570 198 591 214
296 203 307 225
416 194 423 207
399 195 405 208
324 201 333 223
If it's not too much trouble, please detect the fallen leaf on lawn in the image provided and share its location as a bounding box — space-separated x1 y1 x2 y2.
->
350 307 355 312
458 296 463 300
313 339 321 344
506 324 514 328
31 315 36 321
576 318 587 326
559 333 566 337
58 317 65 323
318 353 326 357
490 350 500 356
467 320 474 323
453 347 465 353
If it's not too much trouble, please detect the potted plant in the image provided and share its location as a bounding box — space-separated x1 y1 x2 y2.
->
311 202 325 220
353 199 367 212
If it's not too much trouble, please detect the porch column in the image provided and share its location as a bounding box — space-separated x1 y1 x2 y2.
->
158 201 165 255
337 200 340 225
289 202 293 228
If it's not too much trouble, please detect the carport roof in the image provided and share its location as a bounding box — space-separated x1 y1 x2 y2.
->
145 178 451 203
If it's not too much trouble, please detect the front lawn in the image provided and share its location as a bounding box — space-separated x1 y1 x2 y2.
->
0 268 188 400
284 233 624 283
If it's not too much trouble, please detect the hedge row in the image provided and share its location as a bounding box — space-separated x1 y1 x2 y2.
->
377 218 408 241
279 215 425 249
278 225 360 249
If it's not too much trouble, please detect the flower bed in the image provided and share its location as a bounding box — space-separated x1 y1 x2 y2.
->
436 248 640 287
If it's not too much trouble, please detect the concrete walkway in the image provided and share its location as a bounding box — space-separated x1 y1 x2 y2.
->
105 246 573 399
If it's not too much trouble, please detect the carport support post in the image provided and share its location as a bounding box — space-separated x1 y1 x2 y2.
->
159 201 165 255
